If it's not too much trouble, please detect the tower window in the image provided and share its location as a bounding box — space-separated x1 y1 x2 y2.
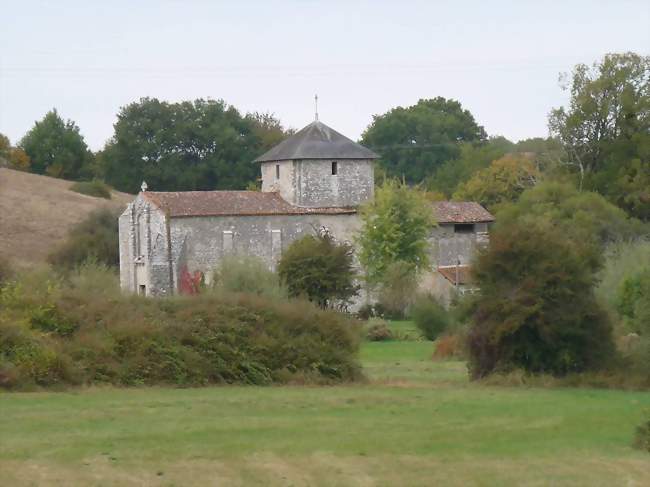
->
331 161 338 175
275 164 280 180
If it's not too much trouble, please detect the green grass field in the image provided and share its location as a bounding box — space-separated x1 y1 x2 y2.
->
1 322 649 486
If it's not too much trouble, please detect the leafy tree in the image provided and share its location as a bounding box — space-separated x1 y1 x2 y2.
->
495 181 644 257
0 133 31 171
453 154 539 210
19 109 93 180
48 208 121 270
358 180 435 283
549 52 650 220
361 98 487 184
0 133 9 161
278 231 359 309
427 136 514 196
467 219 615 378
99 98 290 193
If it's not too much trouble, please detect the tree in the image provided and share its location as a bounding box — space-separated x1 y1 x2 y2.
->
427 136 514 197
495 181 644 257
0 133 9 162
548 52 650 220
99 98 291 193
0 133 30 171
452 154 539 210
467 219 615 378
277 230 359 309
361 98 487 184
19 109 93 180
357 180 435 284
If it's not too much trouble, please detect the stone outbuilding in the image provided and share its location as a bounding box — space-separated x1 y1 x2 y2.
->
118 118 493 303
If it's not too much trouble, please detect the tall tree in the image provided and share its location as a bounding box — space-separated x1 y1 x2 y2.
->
19 110 93 180
549 52 650 220
99 98 290 193
467 219 615 378
357 180 435 284
361 98 487 184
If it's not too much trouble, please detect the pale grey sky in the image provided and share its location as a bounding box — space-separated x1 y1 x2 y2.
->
1 0 648 150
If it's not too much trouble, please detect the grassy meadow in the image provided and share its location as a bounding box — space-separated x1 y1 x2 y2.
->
1 321 649 486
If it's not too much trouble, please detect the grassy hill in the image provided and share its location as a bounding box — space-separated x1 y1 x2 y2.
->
0 168 132 268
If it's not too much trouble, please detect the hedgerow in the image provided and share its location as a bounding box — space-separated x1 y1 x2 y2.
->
0 265 362 389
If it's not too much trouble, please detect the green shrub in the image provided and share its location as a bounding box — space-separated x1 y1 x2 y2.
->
410 295 449 341
0 266 362 389
615 268 650 335
211 255 285 299
597 241 650 316
633 412 650 452
376 261 419 319
48 208 121 270
69 180 112 199
467 219 615 379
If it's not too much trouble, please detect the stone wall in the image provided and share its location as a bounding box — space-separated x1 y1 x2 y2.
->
167 212 361 288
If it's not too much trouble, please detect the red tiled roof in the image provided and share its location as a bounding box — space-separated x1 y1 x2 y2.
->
437 265 473 285
432 201 494 224
141 191 357 217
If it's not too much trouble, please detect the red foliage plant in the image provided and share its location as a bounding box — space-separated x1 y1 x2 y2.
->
179 267 203 295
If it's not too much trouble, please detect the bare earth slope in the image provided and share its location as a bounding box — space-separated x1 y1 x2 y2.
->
0 168 132 268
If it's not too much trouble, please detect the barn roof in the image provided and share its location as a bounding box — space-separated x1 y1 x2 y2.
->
253 120 379 162
141 191 357 217
432 201 494 224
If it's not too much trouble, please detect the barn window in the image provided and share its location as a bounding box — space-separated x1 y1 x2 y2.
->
331 161 338 175
454 223 475 234
275 164 280 180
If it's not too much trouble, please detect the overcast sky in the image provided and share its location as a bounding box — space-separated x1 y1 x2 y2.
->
1 0 648 150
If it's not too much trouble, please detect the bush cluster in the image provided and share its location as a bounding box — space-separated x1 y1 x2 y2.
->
210 255 285 299
410 295 449 341
0 265 361 389
365 321 393 342
634 414 650 452
48 208 121 270
467 220 615 379
69 180 112 199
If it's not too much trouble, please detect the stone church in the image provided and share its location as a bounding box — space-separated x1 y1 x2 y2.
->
118 118 493 300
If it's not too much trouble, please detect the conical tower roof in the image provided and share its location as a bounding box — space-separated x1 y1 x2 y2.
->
253 120 379 163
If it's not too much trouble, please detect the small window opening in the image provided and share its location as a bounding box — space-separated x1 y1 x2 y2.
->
454 223 475 234
275 164 280 180
331 161 338 175
138 285 146 296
